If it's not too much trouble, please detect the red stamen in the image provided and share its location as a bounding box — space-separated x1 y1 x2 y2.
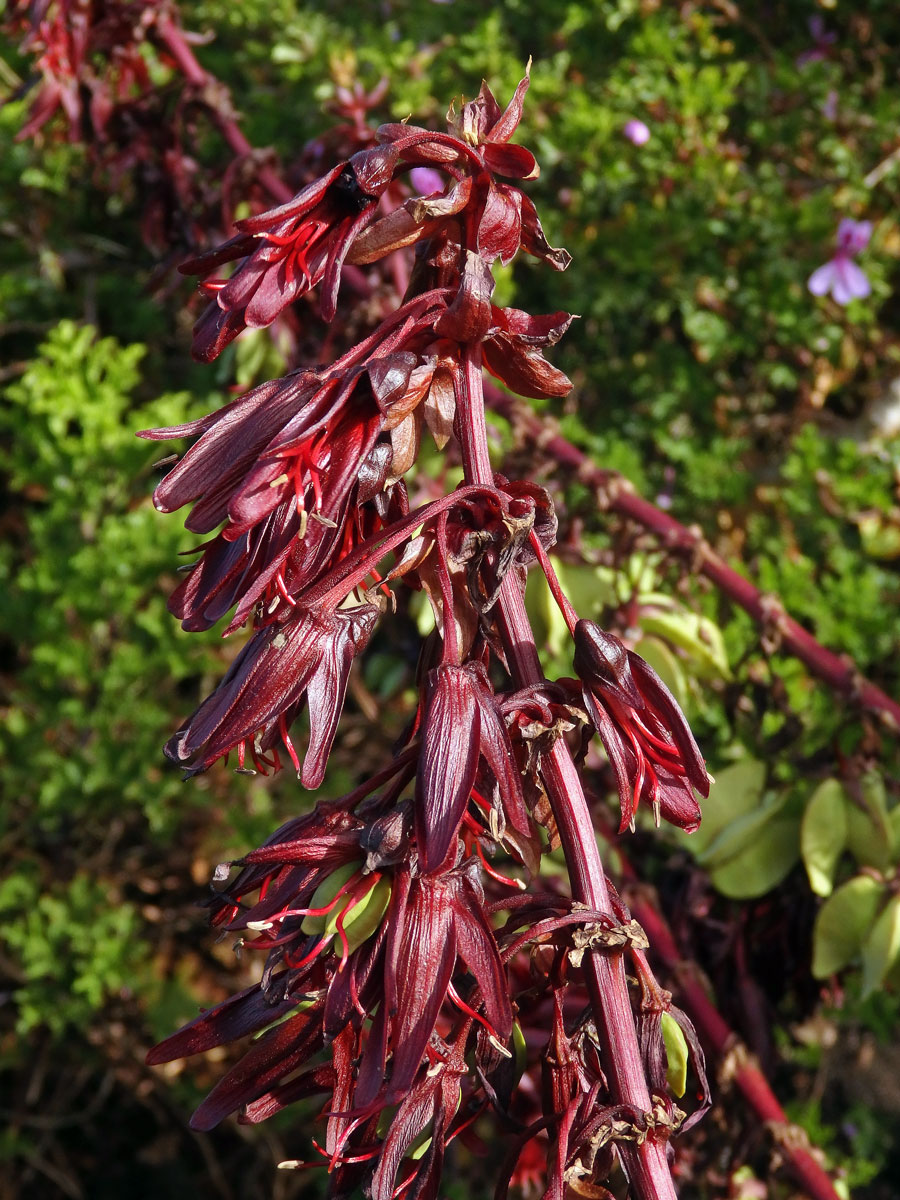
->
279 713 301 772
447 981 500 1041
284 933 333 970
275 570 297 606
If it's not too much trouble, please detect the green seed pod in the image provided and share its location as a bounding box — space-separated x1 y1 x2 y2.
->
301 863 360 935
337 875 392 955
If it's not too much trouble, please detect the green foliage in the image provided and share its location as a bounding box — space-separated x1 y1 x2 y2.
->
0 320 220 837
0 870 142 1035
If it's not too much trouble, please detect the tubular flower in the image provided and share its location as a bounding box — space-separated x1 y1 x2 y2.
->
573 620 711 833
165 600 380 785
181 144 399 360
415 662 530 873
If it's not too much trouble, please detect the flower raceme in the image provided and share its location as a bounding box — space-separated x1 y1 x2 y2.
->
142 68 710 1200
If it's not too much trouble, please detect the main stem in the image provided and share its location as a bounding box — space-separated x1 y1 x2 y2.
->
457 345 678 1200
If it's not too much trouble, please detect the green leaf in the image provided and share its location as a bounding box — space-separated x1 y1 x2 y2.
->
846 774 893 872
861 894 900 999
682 758 767 859
695 787 788 870
661 1012 688 1098
801 780 848 897
812 875 886 979
638 607 731 679
708 816 800 899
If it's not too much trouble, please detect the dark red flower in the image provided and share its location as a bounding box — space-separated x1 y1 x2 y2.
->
166 599 380 785
573 620 710 832
181 144 399 360
415 662 530 873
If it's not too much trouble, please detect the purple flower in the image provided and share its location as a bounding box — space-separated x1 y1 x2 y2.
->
623 118 650 146
808 219 872 305
796 15 837 67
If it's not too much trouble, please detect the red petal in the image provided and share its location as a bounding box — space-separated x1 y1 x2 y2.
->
487 72 531 144
145 978 298 1064
433 251 495 344
387 877 456 1099
189 1007 323 1130
483 142 539 181
477 183 522 266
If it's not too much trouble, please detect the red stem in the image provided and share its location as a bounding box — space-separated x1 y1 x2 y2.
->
157 17 293 205
457 347 677 1200
484 384 900 732
627 888 843 1200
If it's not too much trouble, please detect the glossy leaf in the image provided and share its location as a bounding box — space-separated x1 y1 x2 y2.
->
812 875 886 978
801 779 848 897
861 894 900 998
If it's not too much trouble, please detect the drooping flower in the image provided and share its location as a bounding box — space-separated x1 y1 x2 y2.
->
181 144 399 360
415 662 531 872
573 620 710 832
165 599 381 784
623 118 651 146
808 218 872 305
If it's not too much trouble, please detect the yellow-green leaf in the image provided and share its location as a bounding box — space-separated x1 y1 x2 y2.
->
708 816 800 899
812 875 886 979
801 780 848 897
846 774 892 872
683 758 767 859
861 894 900 999
661 1012 688 1098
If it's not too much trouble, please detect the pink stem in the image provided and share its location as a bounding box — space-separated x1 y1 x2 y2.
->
457 346 677 1200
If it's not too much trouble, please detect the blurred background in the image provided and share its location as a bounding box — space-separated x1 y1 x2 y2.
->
1 2 899 1197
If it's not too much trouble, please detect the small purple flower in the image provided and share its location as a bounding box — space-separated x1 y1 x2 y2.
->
821 89 839 121
796 15 837 67
623 118 650 146
808 219 872 305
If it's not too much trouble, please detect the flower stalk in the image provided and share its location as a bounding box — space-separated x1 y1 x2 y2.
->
136 67 711 1199
458 342 677 1199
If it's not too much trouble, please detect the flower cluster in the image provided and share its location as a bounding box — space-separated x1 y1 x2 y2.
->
141 71 711 1199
